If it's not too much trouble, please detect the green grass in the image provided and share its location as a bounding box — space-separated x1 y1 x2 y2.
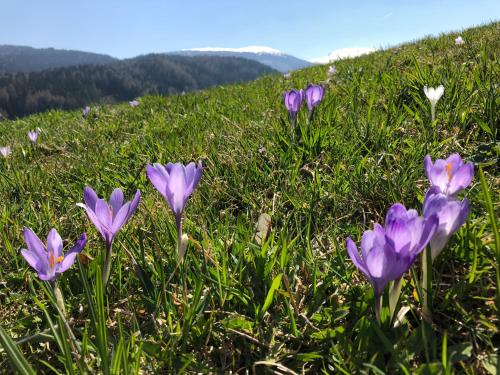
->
0 22 499 373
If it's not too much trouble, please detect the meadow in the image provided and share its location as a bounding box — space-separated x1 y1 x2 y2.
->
0 22 498 374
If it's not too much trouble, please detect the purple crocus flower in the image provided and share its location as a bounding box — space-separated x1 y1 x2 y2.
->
0 146 11 158
82 106 90 118
423 187 470 260
305 84 325 114
129 100 139 107
27 130 39 143
346 204 437 317
424 154 474 197
77 187 141 250
146 161 202 259
283 89 304 122
21 227 87 281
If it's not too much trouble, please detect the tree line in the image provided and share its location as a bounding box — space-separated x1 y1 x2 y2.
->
0 54 276 118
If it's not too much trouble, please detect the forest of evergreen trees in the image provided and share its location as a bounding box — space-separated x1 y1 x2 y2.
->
0 54 277 118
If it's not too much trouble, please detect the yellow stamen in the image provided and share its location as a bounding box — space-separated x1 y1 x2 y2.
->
446 163 452 181
56 256 64 263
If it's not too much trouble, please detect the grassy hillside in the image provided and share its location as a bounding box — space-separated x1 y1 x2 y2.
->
0 22 498 373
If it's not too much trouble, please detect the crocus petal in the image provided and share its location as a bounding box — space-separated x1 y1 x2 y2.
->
23 227 47 265
21 248 43 273
424 155 433 180
346 237 369 278
39 273 55 281
448 162 474 195
435 85 444 100
59 233 87 273
428 159 450 192
146 164 169 200
80 204 106 239
165 163 188 215
414 214 438 256
109 188 124 218
83 186 99 211
95 199 112 231
111 202 131 233
47 228 63 259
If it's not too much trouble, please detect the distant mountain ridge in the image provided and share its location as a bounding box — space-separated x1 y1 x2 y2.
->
0 45 118 73
168 46 313 72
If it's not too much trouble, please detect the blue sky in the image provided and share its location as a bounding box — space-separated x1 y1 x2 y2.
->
2 0 499 60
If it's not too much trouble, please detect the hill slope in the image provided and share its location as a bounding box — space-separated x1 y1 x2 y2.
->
0 23 498 373
0 45 117 73
0 54 277 118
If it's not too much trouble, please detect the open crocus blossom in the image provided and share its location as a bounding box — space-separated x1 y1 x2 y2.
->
423 187 470 260
0 146 11 158
21 227 87 281
27 130 39 143
424 154 474 197
305 84 325 112
283 89 304 122
455 36 465 45
78 187 141 249
346 204 437 317
327 65 337 76
129 100 139 107
82 106 90 118
146 161 202 258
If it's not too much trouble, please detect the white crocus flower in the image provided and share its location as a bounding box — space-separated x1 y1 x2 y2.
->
455 36 464 45
424 85 444 122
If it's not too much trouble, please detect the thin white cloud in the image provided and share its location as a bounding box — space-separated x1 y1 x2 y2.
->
383 12 393 19
309 47 376 64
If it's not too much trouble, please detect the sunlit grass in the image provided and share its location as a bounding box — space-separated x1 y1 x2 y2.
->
0 22 498 373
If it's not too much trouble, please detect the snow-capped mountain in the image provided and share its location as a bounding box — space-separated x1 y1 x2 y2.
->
311 47 376 64
167 46 312 72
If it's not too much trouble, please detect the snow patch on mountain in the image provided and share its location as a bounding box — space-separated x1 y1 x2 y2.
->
184 46 285 56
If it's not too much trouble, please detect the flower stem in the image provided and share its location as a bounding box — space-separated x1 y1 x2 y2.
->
422 247 433 321
375 293 382 324
50 281 66 317
176 215 183 260
102 242 113 288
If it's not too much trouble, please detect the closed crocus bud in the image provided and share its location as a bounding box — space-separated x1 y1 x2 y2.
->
147 161 202 260
423 85 444 111
423 187 470 260
82 106 90 118
283 89 303 121
129 100 139 107
27 130 39 143
327 65 337 76
305 84 325 113
21 228 87 281
0 146 11 158
424 154 474 197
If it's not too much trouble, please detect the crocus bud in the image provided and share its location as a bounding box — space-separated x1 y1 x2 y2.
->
423 85 444 107
305 84 325 113
283 89 303 121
